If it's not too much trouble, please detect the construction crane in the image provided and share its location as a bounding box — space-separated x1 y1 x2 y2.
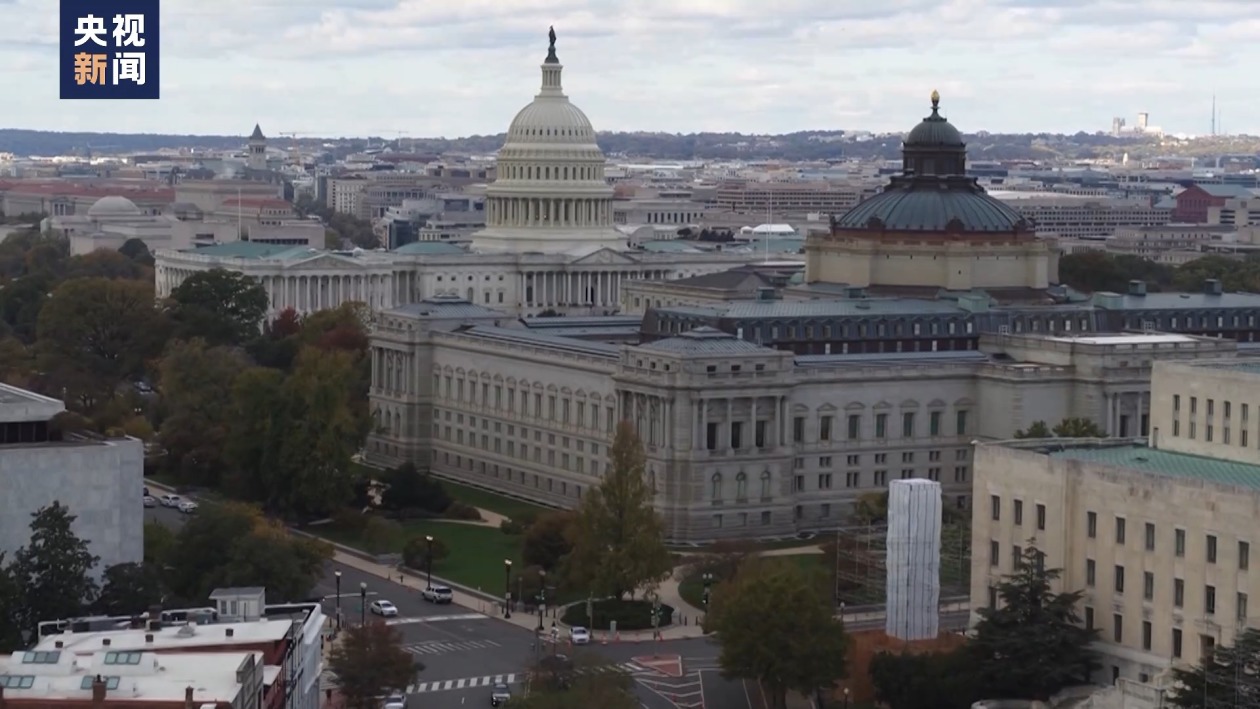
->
278 131 308 163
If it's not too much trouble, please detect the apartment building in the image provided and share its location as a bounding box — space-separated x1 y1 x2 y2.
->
971 359 1260 692
1106 224 1236 263
714 181 879 217
988 191 1171 240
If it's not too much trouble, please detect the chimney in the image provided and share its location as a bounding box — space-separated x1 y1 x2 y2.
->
1205 278 1223 296
184 686 195 709
101 638 111 647
145 633 154 643
226 628 234 638
1128 279 1146 296
54 641 64 649
91 675 107 707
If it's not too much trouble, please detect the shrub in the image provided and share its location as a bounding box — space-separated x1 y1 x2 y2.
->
560 599 674 631
402 535 450 570
359 516 401 554
441 501 483 521
500 519 525 536
331 507 369 535
514 508 541 530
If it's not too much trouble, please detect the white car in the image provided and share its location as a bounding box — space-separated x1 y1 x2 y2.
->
369 600 399 617
159 494 182 507
422 586 453 604
177 500 199 514
142 495 157 508
569 626 590 645
382 693 407 709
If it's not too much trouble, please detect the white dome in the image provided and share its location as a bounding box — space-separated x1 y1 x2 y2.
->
87 195 142 218
506 102 598 145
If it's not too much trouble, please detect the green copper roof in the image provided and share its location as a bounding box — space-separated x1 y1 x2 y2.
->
835 180 1029 232
393 241 468 255
1047 443 1260 492
905 91 963 147
188 242 314 260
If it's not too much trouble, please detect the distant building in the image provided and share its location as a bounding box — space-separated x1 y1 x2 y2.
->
0 383 142 575
1172 184 1255 223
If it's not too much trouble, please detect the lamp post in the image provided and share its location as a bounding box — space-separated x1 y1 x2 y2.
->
424 535 434 590
334 570 342 630
843 687 850 709
701 572 713 610
503 559 513 619
359 582 367 626
537 569 546 632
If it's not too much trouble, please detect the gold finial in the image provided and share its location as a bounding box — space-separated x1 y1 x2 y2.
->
930 89 940 109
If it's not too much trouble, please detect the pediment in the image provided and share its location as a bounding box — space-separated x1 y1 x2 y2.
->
569 247 638 266
286 253 363 271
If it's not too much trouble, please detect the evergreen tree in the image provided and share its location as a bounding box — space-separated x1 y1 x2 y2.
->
1167 628 1260 709
967 545 1098 700
9 502 100 639
564 421 672 599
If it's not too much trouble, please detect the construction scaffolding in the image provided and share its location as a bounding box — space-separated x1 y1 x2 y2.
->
829 520 971 608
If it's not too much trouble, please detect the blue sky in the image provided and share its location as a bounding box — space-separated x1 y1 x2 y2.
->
4 0 1257 138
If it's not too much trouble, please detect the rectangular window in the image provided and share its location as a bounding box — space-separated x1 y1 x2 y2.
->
956 410 968 435
1142 621 1152 651
1172 628 1183 658
705 422 718 450
1206 585 1217 615
730 422 743 449
990 541 1000 567
990 495 1001 521
1239 592 1249 621
1113 614 1123 643
1174 578 1184 607
930 411 942 436
1036 503 1046 531
902 412 915 438
847 415 860 440
1241 541 1251 570
1207 535 1218 564
1014 500 1024 526
1086 559 1096 586
1145 522 1156 552
1084 606 1095 630
1175 528 1186 557
820 416 833 441
1143 571 1155 600
875 414 888 438
1115 517 1126 545
1012 545 1023 568
755 420 767 448
793 416 805 443
1114 565 1125 594
1087 511 1097 538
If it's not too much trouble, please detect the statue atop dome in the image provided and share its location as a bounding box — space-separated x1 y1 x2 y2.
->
546 26 558 63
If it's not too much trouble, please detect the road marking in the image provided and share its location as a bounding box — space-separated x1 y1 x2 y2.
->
385 613 487 626
405 639 502 655
404 666 647 695
324 592 380 599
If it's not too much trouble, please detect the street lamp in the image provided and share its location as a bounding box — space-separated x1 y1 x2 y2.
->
424 535 434 590
537 569 546 632
843 687 850 709
503 560 513 619
701 572 714 610
359 582 367 626
334 571 342 630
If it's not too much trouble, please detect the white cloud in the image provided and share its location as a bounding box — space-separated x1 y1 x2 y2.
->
0 0 1256 138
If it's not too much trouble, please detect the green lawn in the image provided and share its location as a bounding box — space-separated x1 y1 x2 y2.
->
677 553 825 609
438 480 548 520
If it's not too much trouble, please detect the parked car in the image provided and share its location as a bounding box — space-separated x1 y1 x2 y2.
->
142 495 157 508
569 626 590 645
177 500 199 514
382 693 407 709
159 494 182 507
422 586 453 604
490 683 511 707
369 600 399 617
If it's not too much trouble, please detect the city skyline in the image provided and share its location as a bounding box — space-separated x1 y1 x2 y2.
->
4 0 1259 139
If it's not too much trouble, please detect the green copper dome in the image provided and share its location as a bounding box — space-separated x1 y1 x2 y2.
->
905 90 963 147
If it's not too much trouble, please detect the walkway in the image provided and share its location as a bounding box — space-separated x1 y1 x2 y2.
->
432 507 510 528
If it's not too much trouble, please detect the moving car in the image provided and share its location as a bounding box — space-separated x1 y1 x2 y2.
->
569 626 590 645
369 600 399 617
142 495 157 508
422 586 453 604
177 500 199 514
159 494 182 507
382 693 407 709
490 683 511 707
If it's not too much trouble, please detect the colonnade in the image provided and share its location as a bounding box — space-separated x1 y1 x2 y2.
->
522 269 668 308
1105 390 1150 438
486 196 611 228
693 395 788 452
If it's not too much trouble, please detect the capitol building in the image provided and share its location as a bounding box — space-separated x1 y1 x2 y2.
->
152 35 788 317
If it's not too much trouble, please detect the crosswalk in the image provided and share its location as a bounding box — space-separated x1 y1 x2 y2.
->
405 639 502 655
385 613 486 626
406 663 648 694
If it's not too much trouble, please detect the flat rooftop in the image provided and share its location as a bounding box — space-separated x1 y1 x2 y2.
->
35 617 293 654
1045 334 1199 345
0 649 256 704
1181 360 1260 376
1043 442 1260 492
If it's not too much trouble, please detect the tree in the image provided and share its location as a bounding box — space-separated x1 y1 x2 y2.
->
522 510 577 572
156 340 248 486
93 562 164 616
516 655 639 709
869 649 979 709
143 521 176 566
0 556 22 652
328 621 421 709
168 269 269 346
8 502 100 639
222 366 286 500
967 545 1098 700
1167 628 1260 709
380 462 451 513
851 490 888 524
63 249 147 280
402 536 450 571
564 421 672 599
35 278 167 408
259 347 368 519
118 238 154 266
1014 418 1106 439
708 559 848 709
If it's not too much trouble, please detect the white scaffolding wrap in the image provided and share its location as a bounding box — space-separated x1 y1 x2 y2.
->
885 479 942 640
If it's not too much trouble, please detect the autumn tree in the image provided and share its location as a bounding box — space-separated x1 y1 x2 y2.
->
35 278 167 409
8 502 100 639
168 268 269 346
565 421 672 599
522 510 577 572
967 545 1098 700
62 249 147 281
328 621 421 709
258 347 368 519
851 490 889 524
516 654 639 709
93 562 165 616
156 339 248 485
708 559 849 709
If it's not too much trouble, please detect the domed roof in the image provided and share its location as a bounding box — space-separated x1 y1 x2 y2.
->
834 180 1029 233
905 90 963 147
498 28 603 159
87 195 142 218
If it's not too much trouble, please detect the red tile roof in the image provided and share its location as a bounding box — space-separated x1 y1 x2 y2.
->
0 179 174 201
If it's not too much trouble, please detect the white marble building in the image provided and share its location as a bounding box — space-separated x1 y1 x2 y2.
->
152 38 800 318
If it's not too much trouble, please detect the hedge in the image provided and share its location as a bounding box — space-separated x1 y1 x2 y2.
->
560 598 675 631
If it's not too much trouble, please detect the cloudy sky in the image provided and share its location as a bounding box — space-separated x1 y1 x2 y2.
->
4 0 1257 138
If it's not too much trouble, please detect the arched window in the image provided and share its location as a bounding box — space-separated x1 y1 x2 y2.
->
710 472 722 500
760 470 772 498
735 472 748 500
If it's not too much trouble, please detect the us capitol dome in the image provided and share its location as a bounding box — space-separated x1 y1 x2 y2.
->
471 28 626 254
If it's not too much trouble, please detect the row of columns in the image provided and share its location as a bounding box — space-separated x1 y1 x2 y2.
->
1105 390 1150 437
374 347 414 397
159 267 417 316
523 269 668 308
486 196 611 228
694 396 788 452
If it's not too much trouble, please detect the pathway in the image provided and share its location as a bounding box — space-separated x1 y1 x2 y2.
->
431 507 510 528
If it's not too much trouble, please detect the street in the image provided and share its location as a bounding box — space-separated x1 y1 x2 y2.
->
146 504 746 709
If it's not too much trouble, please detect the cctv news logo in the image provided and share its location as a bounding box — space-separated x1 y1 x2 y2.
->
60 0 160 99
